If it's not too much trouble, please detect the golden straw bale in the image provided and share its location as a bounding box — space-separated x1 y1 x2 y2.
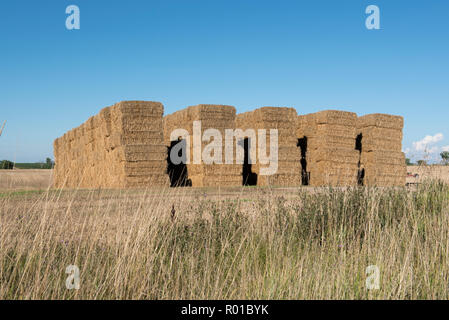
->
236 106 300 186
315 124 356 138
361 151 405 166
309 171 358 187
313 110 357 126
256 174 301 187
360 126 402 141
362 139 402 153
363 163 407 176
358 113 403 129
308 148 359 164
307 136 356 150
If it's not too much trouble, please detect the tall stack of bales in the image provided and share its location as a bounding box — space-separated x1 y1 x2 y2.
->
54 100 406 189
53 101 169 189
236 107 301 186
164 104 241 187
297 110 359 186
357 113 406 186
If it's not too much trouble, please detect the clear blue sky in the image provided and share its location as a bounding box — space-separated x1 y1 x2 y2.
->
1 0 448 162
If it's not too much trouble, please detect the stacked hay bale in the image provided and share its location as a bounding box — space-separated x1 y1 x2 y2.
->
297 110 359 186
53 133 66 188
54 125 86 188
164 104 241 187
236 107 301 186
53 101 169 189
357 113 406 186
54 101 407 189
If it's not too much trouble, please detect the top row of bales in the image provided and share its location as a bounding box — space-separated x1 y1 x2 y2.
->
53 101 406 189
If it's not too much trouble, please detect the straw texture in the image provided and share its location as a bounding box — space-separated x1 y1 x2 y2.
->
236 107 300 186
297 110 359 186
164 104 241 187
357 113 406 186
53 101 169 189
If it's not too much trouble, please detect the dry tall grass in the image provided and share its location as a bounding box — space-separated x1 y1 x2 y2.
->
1 179 448 299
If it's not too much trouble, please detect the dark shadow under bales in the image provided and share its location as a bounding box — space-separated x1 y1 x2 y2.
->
167 139 192 187
355 133 364 186
242 138 258 186
297 137 309 186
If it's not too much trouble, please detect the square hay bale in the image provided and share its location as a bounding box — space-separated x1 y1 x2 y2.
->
313 110 357 126
363 163 407 176
116 101 164 116
296 114 318 138
307 135 356 151
307 148 359 164
256 173 302 187
315 123 357 139
363 174 406 187
357 120 403 153
362 140 402 153
362 161 406 186
361 151 405 166
359 126 402 141
309 171 358 187
358 113 403 129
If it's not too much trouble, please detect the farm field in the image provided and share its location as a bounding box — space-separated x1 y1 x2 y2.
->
1 166 448 193
407 165 449 184
1 169 449 299
0 169 53 191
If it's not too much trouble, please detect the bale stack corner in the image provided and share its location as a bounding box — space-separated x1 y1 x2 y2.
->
357 113 406 186
236 107 301 186
53 101 169 189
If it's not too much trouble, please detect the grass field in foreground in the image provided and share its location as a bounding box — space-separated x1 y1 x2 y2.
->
1 180 448 299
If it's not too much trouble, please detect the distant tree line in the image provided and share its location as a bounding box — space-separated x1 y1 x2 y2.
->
0 158 54 170
406 152 449 166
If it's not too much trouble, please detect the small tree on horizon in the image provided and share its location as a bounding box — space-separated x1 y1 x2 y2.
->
41 157 54 169
406 158 413 165
441 151 449 165
417 160 427 166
